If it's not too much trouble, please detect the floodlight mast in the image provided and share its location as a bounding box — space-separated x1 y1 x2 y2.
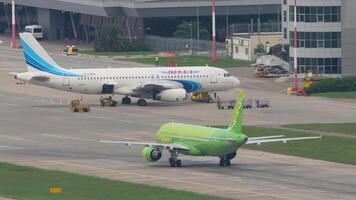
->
293 0 298 92
212 0 217 64
11 0 16 49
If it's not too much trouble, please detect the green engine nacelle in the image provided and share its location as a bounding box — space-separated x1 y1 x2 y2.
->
142 147 162 162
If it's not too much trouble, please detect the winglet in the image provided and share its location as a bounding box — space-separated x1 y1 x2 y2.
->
228 91 245 133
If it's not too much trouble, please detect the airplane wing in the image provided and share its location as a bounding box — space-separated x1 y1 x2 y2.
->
246 136 321 145
100 140 190 151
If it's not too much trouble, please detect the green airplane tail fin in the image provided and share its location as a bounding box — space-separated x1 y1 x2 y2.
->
228 91 245 133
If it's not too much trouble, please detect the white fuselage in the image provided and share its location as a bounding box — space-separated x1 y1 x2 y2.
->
18 66 240 98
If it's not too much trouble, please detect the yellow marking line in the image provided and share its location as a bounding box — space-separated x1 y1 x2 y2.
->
46 160 299 200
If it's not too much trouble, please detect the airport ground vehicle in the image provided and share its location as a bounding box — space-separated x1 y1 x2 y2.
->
254 65 289 78
255 98 270 108
217 99 235 110
24 25 43 39
243 99 253 109
304 73 328 89
100 96 118 107
69 99 90 112
191 92 213 103
101 91 320 167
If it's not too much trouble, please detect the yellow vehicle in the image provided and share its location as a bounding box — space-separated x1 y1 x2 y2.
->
304 72 328 89
191 92 213 103
69 99 90 112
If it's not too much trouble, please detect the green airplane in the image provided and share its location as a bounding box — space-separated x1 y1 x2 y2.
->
101 91 320 167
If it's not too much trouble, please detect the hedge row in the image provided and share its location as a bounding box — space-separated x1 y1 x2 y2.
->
305 76 356 94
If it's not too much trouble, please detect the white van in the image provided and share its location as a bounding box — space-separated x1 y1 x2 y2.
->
24 25 43 39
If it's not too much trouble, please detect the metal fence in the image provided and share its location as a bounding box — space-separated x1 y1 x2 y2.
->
145 35 228 57
229 23 281 34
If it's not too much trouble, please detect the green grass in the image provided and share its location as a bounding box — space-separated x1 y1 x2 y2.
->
132 55 251 68
0 163 230 200
311 91 356 99
79 50 157 57
211 125 356 165
242 126 356 165
282 123 356 136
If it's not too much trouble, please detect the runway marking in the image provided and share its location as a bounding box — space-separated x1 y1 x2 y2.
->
0 145 22 150
45 160 299 200
88 132 140 141
0 134 25 141
40 133 92 142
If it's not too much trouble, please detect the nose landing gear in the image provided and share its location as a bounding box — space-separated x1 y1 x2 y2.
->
137 99 147 106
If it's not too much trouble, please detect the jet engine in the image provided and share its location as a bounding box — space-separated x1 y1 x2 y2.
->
142 147 162 162
154 89 186 102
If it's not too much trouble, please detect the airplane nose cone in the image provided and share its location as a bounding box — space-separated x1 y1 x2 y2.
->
232 77 240 87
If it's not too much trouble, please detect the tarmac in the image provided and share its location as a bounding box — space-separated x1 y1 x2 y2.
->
0 39 356 200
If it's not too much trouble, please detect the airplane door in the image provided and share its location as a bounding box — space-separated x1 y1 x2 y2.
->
62 77 70 86
210 71 217 83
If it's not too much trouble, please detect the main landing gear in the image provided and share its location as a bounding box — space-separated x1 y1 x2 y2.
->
219 152 237 167
169 149 182 167
137 98 147 106
122 96 131 105
122 96 147 106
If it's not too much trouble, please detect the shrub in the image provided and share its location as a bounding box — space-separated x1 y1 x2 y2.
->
94 24 125 52
305 76 356 94
122 40 150 51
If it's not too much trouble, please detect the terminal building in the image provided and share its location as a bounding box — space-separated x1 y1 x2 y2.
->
0 0 279 41
0 0 355 75
282 0 356 76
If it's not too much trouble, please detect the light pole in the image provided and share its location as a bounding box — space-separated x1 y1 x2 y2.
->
293 0 298 92
11 0 16 49
189 22 193 55
212 0 217 64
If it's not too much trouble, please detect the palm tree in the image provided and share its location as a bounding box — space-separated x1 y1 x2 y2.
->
173 21 210 40
95 24 125 52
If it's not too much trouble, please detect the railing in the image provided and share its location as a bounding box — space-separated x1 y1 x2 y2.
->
145 35 228 57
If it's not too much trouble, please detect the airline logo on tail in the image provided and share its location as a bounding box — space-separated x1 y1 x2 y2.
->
20 33 80 77
228 91 244 133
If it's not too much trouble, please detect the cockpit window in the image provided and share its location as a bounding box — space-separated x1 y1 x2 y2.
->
224 73 231 77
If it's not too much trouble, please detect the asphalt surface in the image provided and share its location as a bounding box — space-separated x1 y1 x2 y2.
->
0 43 356 200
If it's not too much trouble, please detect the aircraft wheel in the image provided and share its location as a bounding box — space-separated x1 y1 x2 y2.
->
169 158 176 167
219 159 226 167
137 99 147 106
225 159 231 167
176 160 182 167
122 96 131 105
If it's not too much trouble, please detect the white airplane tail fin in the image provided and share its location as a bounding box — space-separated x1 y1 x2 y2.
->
19 33 79 76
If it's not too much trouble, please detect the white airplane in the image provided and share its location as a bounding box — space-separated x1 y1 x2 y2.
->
10 33 240 106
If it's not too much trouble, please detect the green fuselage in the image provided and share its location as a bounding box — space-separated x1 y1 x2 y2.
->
156 123 248 157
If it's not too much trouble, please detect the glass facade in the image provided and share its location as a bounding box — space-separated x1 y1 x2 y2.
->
289 6 341 23
290 32 341 48
290 57 342 74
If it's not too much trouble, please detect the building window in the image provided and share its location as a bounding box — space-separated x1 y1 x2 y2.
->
290 31 341 49
290 57 341 74
289 6 341 23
